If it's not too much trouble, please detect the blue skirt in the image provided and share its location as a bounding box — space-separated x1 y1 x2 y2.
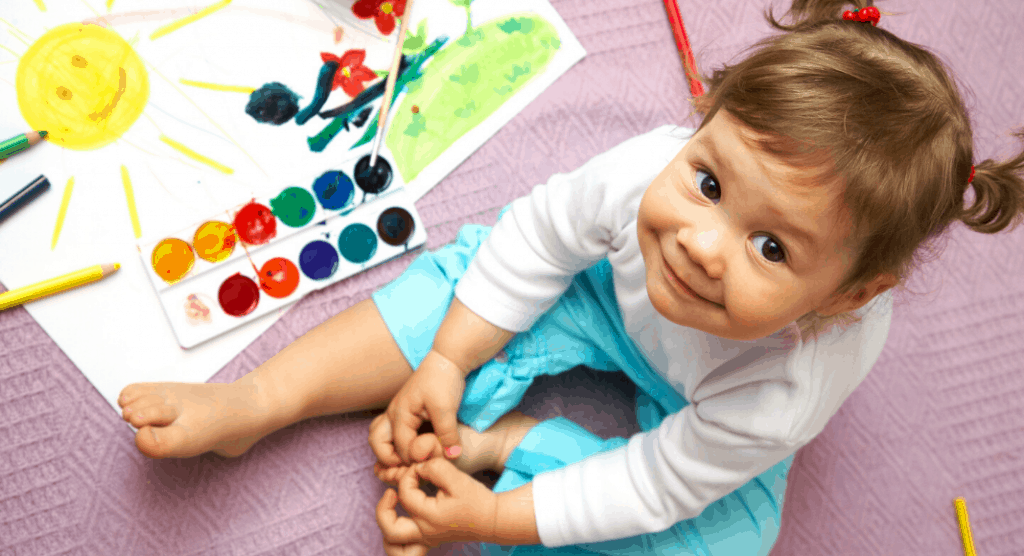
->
372 215 793 556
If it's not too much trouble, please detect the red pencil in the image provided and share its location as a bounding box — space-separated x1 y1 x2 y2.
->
662 0 704 98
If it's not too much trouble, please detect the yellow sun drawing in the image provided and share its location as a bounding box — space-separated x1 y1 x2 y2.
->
2 0 246 248
17 23 149 150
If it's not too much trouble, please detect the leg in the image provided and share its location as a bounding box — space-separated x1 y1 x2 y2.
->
118 297 413 459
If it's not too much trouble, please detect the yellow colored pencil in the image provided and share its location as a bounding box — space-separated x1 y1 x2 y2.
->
954 497 977 556
0 263 120 310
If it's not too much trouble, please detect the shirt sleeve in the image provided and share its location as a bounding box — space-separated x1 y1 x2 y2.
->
531 383 802 547
454 126 683 332
532 293 895 547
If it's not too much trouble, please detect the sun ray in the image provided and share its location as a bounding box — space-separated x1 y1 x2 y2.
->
33 0 47 12
120 165 142 238
145 104 228 142
179 78 255 94
117 135 163 158
150 0 233 41
0 43 21 59
51 177 75 250
118 136 209 182
143 109 229 158
0 20 33 48
107 0 115 10
160 135 234 174
144 59 266 175
79 0 100 17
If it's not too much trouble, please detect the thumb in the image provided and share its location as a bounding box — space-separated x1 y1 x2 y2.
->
427 402 462 458
415 457 459 491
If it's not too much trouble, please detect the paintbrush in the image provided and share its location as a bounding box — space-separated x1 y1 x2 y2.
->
369 0 414 169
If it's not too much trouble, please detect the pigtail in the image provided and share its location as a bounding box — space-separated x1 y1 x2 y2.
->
961 130 1024 234
768 0 876 31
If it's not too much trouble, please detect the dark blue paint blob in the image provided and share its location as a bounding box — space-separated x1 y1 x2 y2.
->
312 171 355 210
338 223 378 264
298 240 340 280
246 83 299 125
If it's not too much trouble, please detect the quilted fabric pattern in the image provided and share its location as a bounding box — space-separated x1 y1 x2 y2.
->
2 1 1023 555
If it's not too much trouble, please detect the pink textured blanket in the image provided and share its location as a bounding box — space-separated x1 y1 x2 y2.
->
2 1 1023 554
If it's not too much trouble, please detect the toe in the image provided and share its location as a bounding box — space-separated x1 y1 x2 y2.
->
123 393 168 419
118 383 154 407
128 403 178 428
135 425 190 459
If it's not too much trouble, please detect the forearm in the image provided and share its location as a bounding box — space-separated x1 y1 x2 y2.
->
432 297 516 376
488 482 541 545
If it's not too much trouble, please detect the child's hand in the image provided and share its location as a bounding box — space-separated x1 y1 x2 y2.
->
374 465 433 556
377 349 467 465
376 457 498 552
373 430 446 486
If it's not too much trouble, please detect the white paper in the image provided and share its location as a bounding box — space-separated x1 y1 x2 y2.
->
0 0 585 419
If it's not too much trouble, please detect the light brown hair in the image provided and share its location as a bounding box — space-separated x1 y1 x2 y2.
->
691 0 1024 339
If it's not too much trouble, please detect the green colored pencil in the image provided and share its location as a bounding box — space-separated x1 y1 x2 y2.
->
0 130 48 160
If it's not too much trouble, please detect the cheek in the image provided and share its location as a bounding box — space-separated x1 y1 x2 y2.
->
728 280 807 325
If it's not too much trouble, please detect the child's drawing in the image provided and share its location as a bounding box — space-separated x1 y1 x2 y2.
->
3 0 576 244
0 0 584 401
245 0 565 184
389 11 563 181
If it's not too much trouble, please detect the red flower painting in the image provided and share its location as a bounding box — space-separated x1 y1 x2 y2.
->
352 0 407 35
320 50 377 97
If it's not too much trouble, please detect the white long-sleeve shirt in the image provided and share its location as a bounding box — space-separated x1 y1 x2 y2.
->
454 125 893 547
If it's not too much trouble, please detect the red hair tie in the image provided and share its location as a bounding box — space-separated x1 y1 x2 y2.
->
968 165 976 184
842 6 881 26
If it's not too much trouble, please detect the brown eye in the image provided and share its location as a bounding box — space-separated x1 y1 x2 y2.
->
696 170 720 202
753 235 786 264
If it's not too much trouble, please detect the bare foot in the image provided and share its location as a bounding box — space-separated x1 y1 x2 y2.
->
374 410 540 484
117 380 279 459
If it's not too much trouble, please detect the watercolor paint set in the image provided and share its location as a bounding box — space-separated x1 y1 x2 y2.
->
138 147 426 348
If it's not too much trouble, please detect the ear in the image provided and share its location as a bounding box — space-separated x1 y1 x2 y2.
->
815 273 898 317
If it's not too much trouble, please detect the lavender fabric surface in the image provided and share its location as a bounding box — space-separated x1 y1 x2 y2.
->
2 1 1023 555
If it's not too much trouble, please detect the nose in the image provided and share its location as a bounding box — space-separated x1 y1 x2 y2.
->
677 223 725 279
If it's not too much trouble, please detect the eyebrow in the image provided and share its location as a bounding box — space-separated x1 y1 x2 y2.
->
695 135 821 260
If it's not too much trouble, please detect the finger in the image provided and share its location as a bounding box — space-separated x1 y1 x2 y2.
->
409 433 444 463
390 402 424 464
397 462 432 515
379 463 420 486
415 457 464 493
427 401 462 458
369 414 403 467
374 462 399 485
375 489 427 545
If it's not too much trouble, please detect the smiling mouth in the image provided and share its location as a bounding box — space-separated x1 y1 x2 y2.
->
88 67 127 122
663 257 719 307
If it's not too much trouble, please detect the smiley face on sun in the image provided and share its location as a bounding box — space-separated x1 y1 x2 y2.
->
16 23 149 151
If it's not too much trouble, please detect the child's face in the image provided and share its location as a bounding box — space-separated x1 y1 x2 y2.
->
637 110 860 341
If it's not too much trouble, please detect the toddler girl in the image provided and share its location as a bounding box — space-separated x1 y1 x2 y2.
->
117 1 1024 555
